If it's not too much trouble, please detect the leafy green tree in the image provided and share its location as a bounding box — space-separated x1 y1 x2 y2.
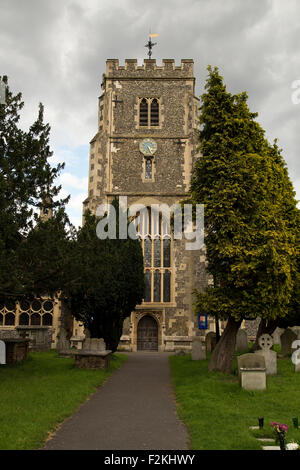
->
64 202 144 352
191 66 298 373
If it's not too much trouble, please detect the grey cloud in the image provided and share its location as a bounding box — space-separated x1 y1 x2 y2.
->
0 0 299 203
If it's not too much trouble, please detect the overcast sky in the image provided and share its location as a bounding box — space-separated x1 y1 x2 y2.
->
1 0 299 226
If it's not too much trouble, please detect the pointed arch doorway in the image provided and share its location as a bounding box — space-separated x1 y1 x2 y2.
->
137 315 158 351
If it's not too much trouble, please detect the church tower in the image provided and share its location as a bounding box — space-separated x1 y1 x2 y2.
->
83 58 212 352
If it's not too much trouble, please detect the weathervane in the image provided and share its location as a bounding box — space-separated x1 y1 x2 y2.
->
145 33 158 59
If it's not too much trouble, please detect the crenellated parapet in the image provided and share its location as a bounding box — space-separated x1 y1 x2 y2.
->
105 59 194 79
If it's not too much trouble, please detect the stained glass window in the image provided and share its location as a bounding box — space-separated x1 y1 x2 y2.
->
144 236 152 267
154 237 161 267
150 99 159 126
145 158 152 179
163 270 171 302
19 313 29 326
31 313 41 326
5 313 15 326
42 313 53 326
154 270 161 302
144 271 151 302
139 99 148 126
163 237 171 267
140 207 172 303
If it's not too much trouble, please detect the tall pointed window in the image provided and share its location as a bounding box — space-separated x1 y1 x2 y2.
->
139 99 148 126
139 98 160 127
150 99 159 126
137 207 172 303
145 158 152 179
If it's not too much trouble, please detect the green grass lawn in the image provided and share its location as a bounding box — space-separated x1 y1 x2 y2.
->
169 351 300 450
0 350 127 450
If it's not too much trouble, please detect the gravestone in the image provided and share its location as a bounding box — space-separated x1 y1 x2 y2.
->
83 337 106 352
0 340 6 365
191 337 206 360
272 327 284 346
236 329 248 352
280 328 297 356
57 327 70 352
293 348 300 372
205 332 216 353
254 334 277 375
237 353 266 390
237 353 266 377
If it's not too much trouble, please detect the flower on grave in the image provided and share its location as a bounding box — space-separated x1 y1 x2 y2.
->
270 422 288 433
286 442 299 451
270 422 289 451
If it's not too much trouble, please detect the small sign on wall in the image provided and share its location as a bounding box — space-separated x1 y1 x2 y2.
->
198 314 208 330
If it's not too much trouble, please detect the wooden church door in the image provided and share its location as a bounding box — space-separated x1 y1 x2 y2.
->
137 315 158 351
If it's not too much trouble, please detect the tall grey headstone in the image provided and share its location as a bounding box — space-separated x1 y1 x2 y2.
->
236 329 248 352
205 331 217 353
255 334 277 375
0 340 6 365
280 328 297 356
272 327 284 346
191 337 206 360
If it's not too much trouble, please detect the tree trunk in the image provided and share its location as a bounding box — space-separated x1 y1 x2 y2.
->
215 314 221 343
208 315 242 374
251 318 278 351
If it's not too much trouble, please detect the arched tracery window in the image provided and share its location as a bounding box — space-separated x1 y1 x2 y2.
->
137 207 172 303
139 98 160 127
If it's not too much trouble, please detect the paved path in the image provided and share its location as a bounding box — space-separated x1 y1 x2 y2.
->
44 352 189 450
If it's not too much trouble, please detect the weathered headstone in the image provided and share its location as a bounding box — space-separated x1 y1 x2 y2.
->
272 327 284 346
236 329 248 352
0 340 6 365
83 337 106 352
56 327 70 352
205 331 216 353
175 350 186 356
191 337 206 360
237 353 266 390
280 328 297 356
237 353 266 377
254 334 277 375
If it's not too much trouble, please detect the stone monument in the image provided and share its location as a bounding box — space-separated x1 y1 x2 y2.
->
236 329 248 352
191 337 206 360
237 353 266 390
254 334 277 375
280 328 297 356
205 331 217 353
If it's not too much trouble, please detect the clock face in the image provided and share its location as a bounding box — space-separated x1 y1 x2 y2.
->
139 138 157 156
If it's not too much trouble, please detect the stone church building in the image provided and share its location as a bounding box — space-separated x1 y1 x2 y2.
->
0 58 229 352
81 58 215 352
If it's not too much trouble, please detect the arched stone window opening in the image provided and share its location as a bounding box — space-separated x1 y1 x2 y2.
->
138 207 172 303
4 313 15 326
19 313 29 326
150 99 159 126
139 98 148 126
42 313 53 326
31 313 41 326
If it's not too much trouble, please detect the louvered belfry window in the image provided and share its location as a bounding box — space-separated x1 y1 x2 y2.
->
150 99 159 126
139 98 160 127
139 99 148 126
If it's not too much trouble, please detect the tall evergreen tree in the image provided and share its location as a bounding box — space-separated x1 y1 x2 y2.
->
0 76 69 300
191 66 298 373
64 202 145 352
